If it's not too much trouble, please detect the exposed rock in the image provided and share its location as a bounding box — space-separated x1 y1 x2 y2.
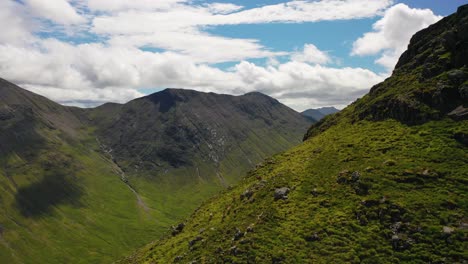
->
229 246 240 256
391 234 400 250
174 255 183 262
311 188 319 197
172 223 185 236
246 224 254 233
188 236 202 247
442 226 455 235
351 171 361 182
390 222 403 234
305 232 320 242
459 84 468 99
233 228 244 241
240 189 253 200
447 69 467 85
274 187 290 200
448 105 468 120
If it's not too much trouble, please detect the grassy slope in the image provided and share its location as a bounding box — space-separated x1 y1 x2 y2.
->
0 128 165 263
122 118 467 263
121 6 468 263
0 83 308 263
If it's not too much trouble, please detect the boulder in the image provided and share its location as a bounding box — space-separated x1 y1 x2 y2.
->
448 105 468 120
240 189 253 200
447 69 467 85
172 223 185 236
274 187 290 200
233 228 244 241
188 236 202 247
351 171 361 182
443 226 455 235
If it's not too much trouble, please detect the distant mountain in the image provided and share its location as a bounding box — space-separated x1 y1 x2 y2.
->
122 5 468 263
0 81 311 263
301 106 339 121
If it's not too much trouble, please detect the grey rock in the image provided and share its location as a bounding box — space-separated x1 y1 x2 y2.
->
172 223 185 236
448 105 468 120
233 228 244 241
229 246 240 256
240 189 253 200
447 69 467 85
459 84 468 99
443 226 455 235
188 236 202 247
351 171 361 182
274 187 290 200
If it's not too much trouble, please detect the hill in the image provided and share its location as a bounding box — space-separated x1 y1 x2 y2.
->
301 107 340 122
121 5 468 263
0 81 310 263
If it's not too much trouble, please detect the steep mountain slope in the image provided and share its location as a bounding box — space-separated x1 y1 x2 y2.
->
0 80 310 263
85 89 311 229
301 107 339 122
122 5 468 263
0 79 166 263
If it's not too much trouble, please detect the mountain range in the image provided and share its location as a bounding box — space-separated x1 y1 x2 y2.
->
120 5 468 263
0 81 311 263
301 107 340 122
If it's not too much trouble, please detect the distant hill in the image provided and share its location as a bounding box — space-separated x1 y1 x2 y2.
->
0 80 310 263
122 5 468 264
301 106 340 121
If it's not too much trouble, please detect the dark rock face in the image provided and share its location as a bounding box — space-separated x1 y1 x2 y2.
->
303 5 468 136
89 88 311 174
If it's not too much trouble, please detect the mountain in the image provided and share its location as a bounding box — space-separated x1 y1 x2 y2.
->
301 107 340 122
121 5 468 263
0 82 310 263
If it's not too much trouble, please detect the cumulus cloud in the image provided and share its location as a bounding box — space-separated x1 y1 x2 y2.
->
25 0 86 25
0 39 385 110
86 0 188 12
351 3 442 71
0 0 397 110
0 1 34 45
291 44 331 64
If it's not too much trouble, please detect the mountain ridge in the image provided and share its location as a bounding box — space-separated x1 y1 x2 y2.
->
0 77 311 264
121 5 468 263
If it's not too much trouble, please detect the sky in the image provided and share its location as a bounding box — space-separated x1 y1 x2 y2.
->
0 0 466 111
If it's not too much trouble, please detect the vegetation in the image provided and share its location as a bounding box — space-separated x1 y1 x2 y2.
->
0 77 309 262
121 5 468 263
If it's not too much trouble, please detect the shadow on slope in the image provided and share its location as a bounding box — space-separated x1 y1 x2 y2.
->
14 155 84 218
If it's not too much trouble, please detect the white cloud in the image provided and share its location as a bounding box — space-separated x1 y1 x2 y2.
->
0 1 34 45
25 0 86 25
205 3 244 14
0 39 385 110
351 3 442 71
86 0 187 12
91 0 392 63
0 0 396 110
291 44 331 64
221 0 393 24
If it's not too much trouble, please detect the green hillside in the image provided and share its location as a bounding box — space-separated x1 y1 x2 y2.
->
0 80 309 263
121 5 468 263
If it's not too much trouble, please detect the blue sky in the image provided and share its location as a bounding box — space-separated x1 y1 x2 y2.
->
0 0 466 110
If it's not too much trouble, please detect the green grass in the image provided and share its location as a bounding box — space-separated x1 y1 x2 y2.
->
0 113 306 264
122 118 467 263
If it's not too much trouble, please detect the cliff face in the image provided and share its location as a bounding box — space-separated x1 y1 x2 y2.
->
305 5 468 140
